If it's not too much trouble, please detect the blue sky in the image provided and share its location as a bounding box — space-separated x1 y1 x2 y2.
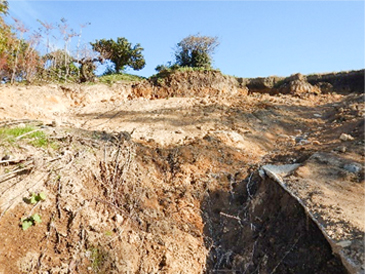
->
7 0 365 78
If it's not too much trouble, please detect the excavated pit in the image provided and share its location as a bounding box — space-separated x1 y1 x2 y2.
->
202 172 348 273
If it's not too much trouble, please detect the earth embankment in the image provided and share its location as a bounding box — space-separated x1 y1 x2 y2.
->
0 69 363 273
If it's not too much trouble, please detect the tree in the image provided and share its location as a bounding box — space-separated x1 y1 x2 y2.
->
90 37 145 73
174 34 219 69
0 0 8 15
0 0 10 72
0 3 42 83
41 49 79 81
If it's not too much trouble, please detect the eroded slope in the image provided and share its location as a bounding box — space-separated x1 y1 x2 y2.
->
0 71 363 273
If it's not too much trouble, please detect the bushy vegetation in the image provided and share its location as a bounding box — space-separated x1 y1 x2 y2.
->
155 34 219 74
174 34 219 69
0 2 147 84
0 2 220 85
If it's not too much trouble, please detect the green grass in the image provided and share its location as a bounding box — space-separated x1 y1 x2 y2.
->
0 126 39 140
98 73 145 85
0 125 58 149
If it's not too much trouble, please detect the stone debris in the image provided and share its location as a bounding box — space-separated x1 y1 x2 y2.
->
260 163 301 183
343 163 362 174
340 133 355 141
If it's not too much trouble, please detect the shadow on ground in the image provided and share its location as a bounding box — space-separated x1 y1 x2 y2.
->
201 172 348 274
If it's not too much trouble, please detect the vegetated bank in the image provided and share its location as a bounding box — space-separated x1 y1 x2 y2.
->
0 68 363 273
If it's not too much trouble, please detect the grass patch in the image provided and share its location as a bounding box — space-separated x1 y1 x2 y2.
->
98 73 145 85
0 126 38 141
0 125 58 149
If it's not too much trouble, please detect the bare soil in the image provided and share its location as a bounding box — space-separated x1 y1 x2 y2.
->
0 72 363 274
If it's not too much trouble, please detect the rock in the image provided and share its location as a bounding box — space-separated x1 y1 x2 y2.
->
315 82 334 94
51 120 58 127
288 80 321 95
114 214 124 224
339 133 354 141
343 163 362 174
246 76 280 93
1 155 10 161
295 135 309 145
334 146 347 153
200 98 208 105
285 73 306 82
261 164 301 183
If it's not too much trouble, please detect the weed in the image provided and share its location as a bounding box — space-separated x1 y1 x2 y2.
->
24 192 47 204
0 126 37 142
104 230 113 236
55 174 61 182
20 213 42 230
88 246 108 272
98 73 145 85
20 192 46 230
29 136 48 147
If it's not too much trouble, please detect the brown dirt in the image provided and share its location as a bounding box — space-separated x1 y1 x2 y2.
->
0 71 363 273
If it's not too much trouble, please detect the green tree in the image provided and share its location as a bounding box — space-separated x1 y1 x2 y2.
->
0 0 8 15
90 37 145 73
174 34 219 69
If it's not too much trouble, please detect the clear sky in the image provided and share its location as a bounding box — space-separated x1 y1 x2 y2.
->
7 0 365 78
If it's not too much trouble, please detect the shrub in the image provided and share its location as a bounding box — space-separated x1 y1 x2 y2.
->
174 34 219 69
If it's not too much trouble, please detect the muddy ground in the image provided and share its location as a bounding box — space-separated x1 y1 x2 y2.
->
0 71 363 273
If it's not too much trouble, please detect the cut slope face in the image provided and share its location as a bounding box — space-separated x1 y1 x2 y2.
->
0 70 363 273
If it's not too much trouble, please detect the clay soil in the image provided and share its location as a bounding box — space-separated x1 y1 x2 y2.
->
0 79 363 274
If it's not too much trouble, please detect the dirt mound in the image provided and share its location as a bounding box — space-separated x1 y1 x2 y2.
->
245 69 364 96
0 70 364 273
131 70 247 99
307 70 365 94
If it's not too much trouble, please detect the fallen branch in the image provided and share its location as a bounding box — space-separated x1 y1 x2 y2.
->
0 164 34 183
219 211 241 221
15 129 42 140
0 158 28 165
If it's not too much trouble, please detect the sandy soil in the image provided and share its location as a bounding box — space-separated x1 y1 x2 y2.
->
0 81 363 273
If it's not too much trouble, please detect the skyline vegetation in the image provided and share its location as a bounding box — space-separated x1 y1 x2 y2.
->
0 1 220 84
